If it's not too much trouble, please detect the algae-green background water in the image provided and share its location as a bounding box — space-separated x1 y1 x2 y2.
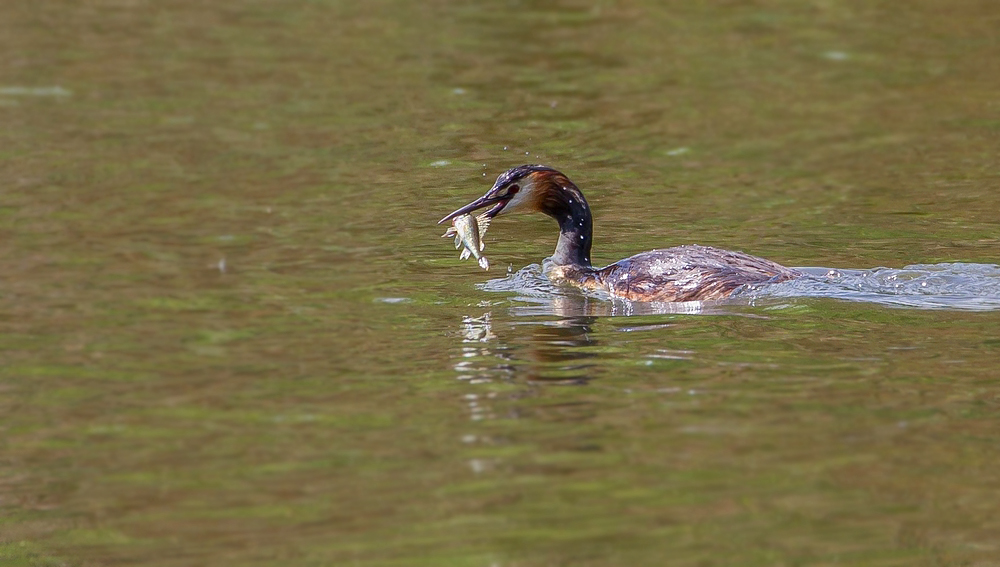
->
2 1 1000 565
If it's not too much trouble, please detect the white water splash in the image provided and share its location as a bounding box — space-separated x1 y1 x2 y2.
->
478 262 1000 314
747 264 1000 311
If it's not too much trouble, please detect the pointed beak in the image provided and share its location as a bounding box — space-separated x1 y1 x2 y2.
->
438 193 508 224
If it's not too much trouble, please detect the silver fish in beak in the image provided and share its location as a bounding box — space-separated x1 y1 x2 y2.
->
442 213 491 270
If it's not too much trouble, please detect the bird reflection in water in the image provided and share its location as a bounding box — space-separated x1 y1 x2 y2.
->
453 304 600 387
453 312 508 386
521 315 598 385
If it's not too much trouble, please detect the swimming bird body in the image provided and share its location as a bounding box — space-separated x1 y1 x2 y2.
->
439 165 800 301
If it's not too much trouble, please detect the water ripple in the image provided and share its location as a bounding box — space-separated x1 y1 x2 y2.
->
748 263 1000 311
479 262 1000 314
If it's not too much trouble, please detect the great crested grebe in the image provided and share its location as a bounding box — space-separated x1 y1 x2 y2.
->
439 165 802 302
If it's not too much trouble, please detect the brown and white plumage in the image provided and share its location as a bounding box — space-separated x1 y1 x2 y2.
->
439 165 801 302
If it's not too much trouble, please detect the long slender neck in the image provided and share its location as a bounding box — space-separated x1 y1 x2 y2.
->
544 182 593 267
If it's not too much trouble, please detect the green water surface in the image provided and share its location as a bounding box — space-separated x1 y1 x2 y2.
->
2 1 1000 565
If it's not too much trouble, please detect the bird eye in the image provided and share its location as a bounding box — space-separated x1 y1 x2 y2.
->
507 184 520 196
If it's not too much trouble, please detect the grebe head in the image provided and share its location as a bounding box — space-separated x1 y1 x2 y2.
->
438 164 563 224
440 165 594 267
